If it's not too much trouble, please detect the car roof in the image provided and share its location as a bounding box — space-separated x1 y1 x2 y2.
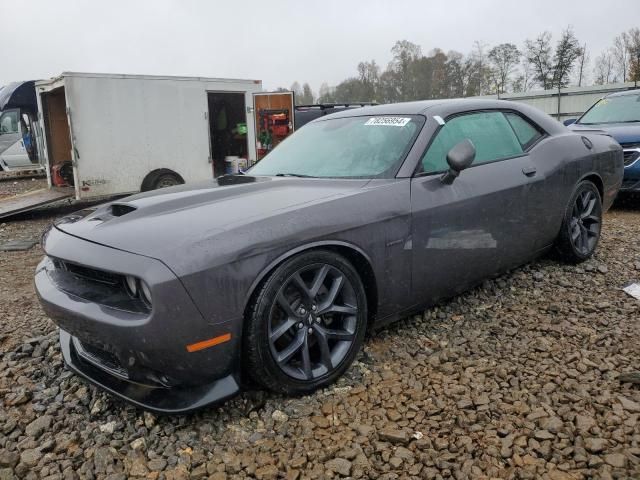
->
323 98 519 117
314 98 566 135
605 89 640 98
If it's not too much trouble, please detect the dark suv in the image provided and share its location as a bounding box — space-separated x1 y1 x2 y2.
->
567 90 640 193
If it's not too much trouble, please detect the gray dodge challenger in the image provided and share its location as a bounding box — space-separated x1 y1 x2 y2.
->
36 99 623 413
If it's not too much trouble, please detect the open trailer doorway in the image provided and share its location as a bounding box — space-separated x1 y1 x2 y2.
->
253 92 295 162
207 91 249 177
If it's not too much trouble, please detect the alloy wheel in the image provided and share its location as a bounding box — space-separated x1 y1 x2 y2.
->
569 188 601 255
268 263 359 381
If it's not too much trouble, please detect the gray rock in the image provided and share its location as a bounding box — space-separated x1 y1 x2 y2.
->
604 453 626 468
25 415 53 439
378 428 409 445
325 458 352 476
0 451 19 469
617 395 640 413
584 437 607 453
618 371 640 385
0 468 15 480
19 449 41 468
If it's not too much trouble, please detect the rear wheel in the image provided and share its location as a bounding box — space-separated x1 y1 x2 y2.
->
152 172 182 189
141 169 184 191
245 250 367 395
555 180 602 263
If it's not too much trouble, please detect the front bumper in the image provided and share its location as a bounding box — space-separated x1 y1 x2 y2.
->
36 226 243 413
59 329 239 413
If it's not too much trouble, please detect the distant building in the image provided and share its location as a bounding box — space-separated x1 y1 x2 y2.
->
478 82 639 122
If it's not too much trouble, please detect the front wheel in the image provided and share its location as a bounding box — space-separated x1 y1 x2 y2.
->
244 250 368 395
555 180 602 263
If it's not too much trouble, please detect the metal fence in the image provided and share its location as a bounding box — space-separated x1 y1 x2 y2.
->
478 82 639 121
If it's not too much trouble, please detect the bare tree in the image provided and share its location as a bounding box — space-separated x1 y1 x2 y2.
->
593 49 617 85
470 41 493 95
488 43 521 94
613 33 630 81
551 27 583 89
317 83 335 103
512 57 536 93
525 32 554 89
290 81 303 100
575 43 589 86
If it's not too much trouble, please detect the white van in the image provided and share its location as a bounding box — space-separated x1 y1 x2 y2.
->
0 81 44 172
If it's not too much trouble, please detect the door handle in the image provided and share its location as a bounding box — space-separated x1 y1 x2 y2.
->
522 165 537 176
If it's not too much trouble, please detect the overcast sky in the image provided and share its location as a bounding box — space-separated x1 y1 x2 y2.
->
1 0 637 93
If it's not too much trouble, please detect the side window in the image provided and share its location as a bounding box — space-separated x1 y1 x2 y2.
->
504 112 543 149
421 111 524 174
0 110 19 134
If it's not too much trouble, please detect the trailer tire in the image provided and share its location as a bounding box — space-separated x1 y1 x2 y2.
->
141 169 184 191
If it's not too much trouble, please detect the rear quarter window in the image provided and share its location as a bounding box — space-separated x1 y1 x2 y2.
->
504 112 544 150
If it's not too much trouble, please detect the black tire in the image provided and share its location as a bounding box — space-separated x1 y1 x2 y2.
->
244 250 368 395
555 180 602 263
141 169 184 191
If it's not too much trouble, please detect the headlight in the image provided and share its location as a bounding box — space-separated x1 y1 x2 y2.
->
125 275 138 296
140 281 152 306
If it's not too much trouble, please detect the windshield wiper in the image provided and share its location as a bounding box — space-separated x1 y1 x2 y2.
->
275 173 317 178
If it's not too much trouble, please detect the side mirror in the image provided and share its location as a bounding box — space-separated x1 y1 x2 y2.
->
563 118 577 126
441 139 476 185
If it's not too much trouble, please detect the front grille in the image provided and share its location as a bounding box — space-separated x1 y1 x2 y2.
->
621 178 640 190
59 260 122 286
48 258 150 314
623 149 640 167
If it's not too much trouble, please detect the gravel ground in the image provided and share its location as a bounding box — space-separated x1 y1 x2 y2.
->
0 177 48 200
1 198 640 480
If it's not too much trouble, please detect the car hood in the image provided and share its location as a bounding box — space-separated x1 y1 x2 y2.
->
570 122 640 145
55 175 371 259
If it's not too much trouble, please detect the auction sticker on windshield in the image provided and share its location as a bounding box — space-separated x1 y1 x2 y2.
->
365 117 411 127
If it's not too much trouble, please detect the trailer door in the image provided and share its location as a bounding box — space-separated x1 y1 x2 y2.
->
252 91 295 162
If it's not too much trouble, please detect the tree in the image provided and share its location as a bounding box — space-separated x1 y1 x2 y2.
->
317 83 335 103
593 49 616 85
575 43 589 86
625 28 640 83
356 60 380 101
298 83 314 105
388 40 423 101
290 81 303 102
613 33 630 81
469 41 493 95
488 43 521 94
525 32 554 89
512 58 535 92
551 27 583 89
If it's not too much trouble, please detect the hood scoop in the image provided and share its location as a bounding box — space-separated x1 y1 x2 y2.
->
111 204 137 217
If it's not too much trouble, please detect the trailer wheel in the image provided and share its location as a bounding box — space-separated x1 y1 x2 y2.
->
141 169 184 191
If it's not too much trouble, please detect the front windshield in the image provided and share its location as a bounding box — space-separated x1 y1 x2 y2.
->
249 115 424 178
578 94 640 125
0 110 19 135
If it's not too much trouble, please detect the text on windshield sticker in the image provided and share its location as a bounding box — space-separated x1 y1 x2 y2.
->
365 117 411 127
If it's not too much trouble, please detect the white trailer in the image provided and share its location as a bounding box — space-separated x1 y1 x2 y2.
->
0 72 295 218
